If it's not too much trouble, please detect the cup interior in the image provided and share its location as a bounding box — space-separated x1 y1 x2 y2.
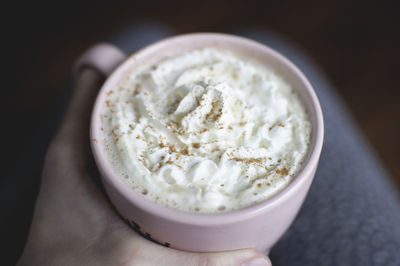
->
90 33 324 224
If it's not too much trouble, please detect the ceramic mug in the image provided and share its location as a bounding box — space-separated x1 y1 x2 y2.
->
78 33 324 253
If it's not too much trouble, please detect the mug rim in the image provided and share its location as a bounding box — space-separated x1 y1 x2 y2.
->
90 32 324 226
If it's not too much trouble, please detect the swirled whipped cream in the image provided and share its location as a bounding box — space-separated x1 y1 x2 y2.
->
101 48 310 213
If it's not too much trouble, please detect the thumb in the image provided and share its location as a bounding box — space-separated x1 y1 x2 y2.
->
130 238 271 266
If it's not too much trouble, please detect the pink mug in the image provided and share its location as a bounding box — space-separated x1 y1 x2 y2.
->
79 33 324 253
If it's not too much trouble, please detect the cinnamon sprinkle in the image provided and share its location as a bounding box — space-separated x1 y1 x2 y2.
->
276 167 289 176
192 143 200 149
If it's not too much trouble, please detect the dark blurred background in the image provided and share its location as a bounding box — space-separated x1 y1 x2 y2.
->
3 0 400 264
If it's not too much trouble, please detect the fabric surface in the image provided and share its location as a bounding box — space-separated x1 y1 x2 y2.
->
3 23 399 265
234 29 400 266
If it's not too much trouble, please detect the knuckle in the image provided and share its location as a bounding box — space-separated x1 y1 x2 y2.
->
45 139 65 164
44 137 74 172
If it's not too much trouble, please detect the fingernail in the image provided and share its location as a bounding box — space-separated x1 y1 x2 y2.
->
241 256 271 266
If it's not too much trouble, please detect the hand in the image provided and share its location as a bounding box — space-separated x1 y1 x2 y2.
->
17 68 271 266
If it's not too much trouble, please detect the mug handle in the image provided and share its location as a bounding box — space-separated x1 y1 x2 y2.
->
74 43 127 78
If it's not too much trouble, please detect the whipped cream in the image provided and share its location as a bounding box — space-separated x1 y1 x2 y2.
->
101 48 310 213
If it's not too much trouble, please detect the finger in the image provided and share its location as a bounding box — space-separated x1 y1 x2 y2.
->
129 238 272 266
41 67 105 199
52 67 104 166
59 67 103 143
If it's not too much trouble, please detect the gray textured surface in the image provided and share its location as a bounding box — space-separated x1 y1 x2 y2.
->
236 29 400 266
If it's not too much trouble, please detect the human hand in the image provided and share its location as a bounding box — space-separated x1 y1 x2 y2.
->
17 67 271 266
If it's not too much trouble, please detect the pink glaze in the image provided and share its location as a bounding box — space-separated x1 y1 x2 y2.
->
82 33 324 252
